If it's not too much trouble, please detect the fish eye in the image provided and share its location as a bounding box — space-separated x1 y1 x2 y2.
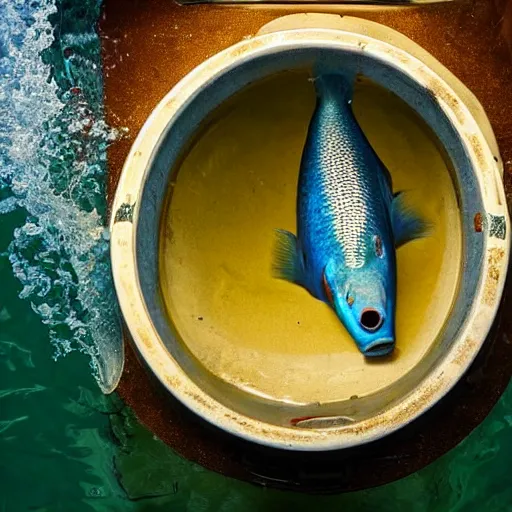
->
360 308 383 331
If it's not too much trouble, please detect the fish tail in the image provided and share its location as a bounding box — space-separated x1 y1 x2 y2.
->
312 72 355 101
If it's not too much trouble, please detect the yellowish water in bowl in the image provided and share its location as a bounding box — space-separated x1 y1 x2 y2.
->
159 72 461 406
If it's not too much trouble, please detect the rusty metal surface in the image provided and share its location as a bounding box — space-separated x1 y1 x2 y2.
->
100 0 512 491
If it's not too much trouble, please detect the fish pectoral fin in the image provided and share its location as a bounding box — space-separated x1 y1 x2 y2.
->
272 229 306 285
391 192 431 248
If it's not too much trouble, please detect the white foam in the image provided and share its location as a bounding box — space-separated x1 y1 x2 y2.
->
0 0 123 393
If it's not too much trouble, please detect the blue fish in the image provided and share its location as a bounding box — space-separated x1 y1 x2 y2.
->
273 74 428 357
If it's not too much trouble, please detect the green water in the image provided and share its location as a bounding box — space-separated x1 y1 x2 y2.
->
1 0 511 510
2 231 512 511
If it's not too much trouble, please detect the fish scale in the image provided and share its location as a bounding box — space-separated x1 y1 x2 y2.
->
300 97 386 272
273 73 427 356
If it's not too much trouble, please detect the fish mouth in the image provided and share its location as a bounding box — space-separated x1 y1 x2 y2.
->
360 308 384 332
362 338 395 357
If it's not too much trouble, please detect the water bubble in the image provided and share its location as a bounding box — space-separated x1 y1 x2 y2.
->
88 487 103 497
0 0 124 393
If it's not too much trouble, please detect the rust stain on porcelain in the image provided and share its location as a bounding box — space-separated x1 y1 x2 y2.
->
228 37 268 59
467 134 489 174
184 389 215 411
165 375 181 390
474 212 484 232
424 75 466 126
452 337 478 367
136 327 154 351
484 248 506 306
343 376 445 436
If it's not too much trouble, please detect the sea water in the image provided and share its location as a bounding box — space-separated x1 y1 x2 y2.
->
159 71 461 405
0 0 123 393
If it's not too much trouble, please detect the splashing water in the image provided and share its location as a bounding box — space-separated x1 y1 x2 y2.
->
0 0 124 393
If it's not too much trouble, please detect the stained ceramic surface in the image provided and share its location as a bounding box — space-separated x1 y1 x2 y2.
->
111 17 509 449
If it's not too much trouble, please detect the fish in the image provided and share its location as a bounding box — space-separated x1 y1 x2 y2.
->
273 73 428 357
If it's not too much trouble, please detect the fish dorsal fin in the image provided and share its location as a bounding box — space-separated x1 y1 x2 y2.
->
391 192 430 248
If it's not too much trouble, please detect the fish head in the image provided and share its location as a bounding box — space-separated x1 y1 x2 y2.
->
323 263 396 357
